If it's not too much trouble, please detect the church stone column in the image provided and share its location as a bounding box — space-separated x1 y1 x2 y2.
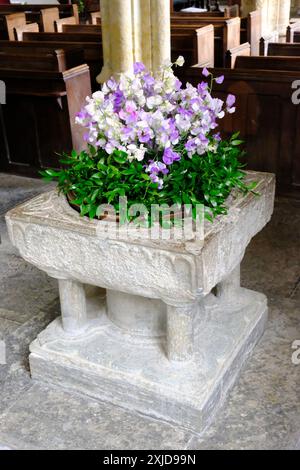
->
151 0 171 73
97 0 171 83
241 0 291 35
277 0 291 36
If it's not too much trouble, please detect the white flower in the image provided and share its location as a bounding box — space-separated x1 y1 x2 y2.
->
146 95 163 109
175 114 191 132
175 56 185 67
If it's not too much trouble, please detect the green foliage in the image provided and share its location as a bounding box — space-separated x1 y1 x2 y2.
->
41 136 257 222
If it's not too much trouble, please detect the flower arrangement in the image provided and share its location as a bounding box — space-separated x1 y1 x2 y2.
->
43 58 256 222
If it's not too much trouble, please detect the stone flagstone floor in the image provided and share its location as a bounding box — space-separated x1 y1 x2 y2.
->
0 173 299 450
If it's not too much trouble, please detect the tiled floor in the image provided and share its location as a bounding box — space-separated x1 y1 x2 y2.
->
0 173 299 450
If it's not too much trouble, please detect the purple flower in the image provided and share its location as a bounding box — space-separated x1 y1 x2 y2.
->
226 94 236 114
107 78 117 90
215 75 224 85
113 88 125 113
175 79 182 91
133 62 146 74
76 110 88 120
157 162 169 175
214 132 221 142
197 82 208 94
185 139 197 152
226 94 236 108
143 73 155 86
163 148 181 166
202 67 210 77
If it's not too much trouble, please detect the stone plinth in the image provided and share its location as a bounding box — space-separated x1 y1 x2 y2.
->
5 171 275 433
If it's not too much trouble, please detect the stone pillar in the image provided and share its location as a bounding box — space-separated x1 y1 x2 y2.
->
166 302 196 362
58 279 88 334
277 0 291 36
97 0 171 83
215 265 241 302
241 0 291 35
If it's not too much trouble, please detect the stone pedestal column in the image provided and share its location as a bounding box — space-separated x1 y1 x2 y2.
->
58 279 88 334
216 265 241 302
166 302 197 362
97 0 171 83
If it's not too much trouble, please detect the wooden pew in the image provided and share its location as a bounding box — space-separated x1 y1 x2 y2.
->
41 5 79 33
50 24 211 69
287 21 300 42
55 15 77 33
0 47 84 72
14 22 39 41
177 65 300 196
171 25 214 67
171 17 241 66
225 42 250 68
267 43 300 57
0 64 91 177
5 12 26 40
241 10 262 56
224 4 240 17
23 31 102 43
235 55 300 72
90 11 101 25
41 7 59 33
259 31 279 56
18 36 102 91
62 24 101 34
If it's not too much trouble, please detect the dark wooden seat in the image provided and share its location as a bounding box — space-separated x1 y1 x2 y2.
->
0 64 91 176
23 31 102 43
62 24 102 34
259 31 279 56
267 43 300 57
6 37 102 91
0 47 85 72
171 25 214 67
171 17 241 66
235 55 300 72
225 42 250 68
240 10 262 56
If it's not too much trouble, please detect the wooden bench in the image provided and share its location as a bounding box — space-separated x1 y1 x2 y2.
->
62 24 102 34
266 43 300 57
287 21 300 42
0 47 85 72
23 31 102 44
171 17 241 66
55 15 78 33
225 42 251 68
17 36 102 91
90 11 101 25
241 10 262 56
14 22 39 41
0 64 91 177
177 64 300 196
0 4 79 36
171 25 214 67
259 31 279 56
234 55 300 72
5 12 26 40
